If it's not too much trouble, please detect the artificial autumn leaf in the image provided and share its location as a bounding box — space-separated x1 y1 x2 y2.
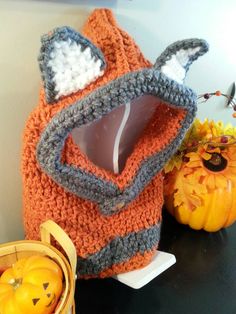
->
186 168 206 187
223 123 236 136
201 151 212 160
173 171 204 211
163 117 236 232
181 166 195 176
184 160 201 168
185 152 201 161
205 146 221 154
164 155 182 173
187 194 202 208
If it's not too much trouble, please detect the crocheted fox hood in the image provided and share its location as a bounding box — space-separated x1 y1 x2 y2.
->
22 9 208 278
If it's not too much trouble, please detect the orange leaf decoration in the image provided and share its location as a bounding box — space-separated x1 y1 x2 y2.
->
173 171 206 211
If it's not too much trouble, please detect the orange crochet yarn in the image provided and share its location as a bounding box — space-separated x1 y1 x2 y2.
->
22 9 208 277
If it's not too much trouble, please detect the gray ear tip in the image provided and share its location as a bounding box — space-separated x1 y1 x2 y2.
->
155 38 209 67
184 38 209 63
154 37 209 83
188 38 209 54
40 26 76 44
172 38 209 55
196 38 209 47
199 39 209 53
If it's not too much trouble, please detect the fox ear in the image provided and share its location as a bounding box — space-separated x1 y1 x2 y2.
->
155 38 209 84
38 26 106 104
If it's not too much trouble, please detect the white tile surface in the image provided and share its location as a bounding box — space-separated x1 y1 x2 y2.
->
113 250 176 289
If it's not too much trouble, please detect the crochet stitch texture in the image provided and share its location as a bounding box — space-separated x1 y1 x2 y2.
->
22 9 208 277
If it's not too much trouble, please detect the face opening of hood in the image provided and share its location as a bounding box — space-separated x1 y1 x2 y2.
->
35 8 209 216
71 94 160 174
62 93 187 187
37 67 196 215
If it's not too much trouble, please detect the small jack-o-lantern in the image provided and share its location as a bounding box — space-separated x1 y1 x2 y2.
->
0 255 63 314
164 119 236 232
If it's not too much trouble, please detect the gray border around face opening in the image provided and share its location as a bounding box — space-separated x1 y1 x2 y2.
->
36 66 197 215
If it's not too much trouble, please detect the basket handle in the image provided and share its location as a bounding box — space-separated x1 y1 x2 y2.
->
40 220 77 278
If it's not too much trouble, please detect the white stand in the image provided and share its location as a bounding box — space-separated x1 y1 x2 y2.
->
113 251 176 289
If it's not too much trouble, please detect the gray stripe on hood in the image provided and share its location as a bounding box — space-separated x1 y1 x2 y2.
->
77 222 161 276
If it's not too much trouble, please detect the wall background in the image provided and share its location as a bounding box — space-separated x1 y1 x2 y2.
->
0 0 235 243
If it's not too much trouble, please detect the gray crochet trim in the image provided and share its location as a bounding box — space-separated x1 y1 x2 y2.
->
38 26 106 104
77 222 161 276
155 38 209 80
37 68 194 214
37 38 209 215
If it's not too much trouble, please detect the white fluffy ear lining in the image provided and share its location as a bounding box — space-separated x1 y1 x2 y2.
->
155 39 209 84
160 46 201 83
38 26 106 104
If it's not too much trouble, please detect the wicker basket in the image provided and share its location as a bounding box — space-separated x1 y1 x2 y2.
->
0 220 77 314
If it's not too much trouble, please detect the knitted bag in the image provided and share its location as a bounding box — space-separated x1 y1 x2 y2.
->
22 9 208 278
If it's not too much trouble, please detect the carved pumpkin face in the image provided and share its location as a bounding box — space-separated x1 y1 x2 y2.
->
164 144 236 232
0 256 63 314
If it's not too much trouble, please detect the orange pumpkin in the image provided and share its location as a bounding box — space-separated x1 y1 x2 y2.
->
0 255 63 314
164 146 236 232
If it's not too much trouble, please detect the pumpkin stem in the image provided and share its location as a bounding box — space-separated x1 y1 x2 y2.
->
10 278 23 290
